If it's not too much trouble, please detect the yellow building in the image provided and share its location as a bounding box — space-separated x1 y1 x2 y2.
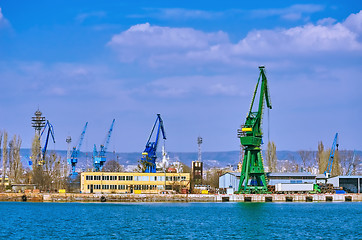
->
81 172 190 194
0 177 9 186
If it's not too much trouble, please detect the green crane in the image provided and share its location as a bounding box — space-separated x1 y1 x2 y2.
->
237 66 272 194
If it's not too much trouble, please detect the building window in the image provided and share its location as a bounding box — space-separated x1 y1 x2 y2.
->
94 176 101 180
86 176 94 181
119 176 125 181
181 176 186 181
142 176 149 181
126 176 133 181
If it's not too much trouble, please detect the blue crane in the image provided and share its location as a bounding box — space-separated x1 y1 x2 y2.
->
141 114 166 173
324 133 339 178
68 122 88 177
39 120 55 166
93 119 115 171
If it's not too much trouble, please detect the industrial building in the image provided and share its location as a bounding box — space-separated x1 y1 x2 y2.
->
219 172 240 193
267 172 316 185
219 172 318 193
327 176 362 193
81 172 190 194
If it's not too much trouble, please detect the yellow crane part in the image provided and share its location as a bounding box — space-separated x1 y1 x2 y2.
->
242 128 253 132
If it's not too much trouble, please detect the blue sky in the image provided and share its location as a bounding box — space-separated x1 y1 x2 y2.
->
0 1 361 153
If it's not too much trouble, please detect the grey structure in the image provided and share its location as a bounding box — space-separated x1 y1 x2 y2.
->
327 176 362 193
267 172 316 185
219 172 240 193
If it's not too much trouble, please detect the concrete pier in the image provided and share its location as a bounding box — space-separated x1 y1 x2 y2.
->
0 193 361 202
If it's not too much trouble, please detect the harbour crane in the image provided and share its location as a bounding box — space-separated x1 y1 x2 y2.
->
324 133 339 178
39 120 55 166
93 119 115 172
141 114 166 173
68 122 88 177
237 66 272 193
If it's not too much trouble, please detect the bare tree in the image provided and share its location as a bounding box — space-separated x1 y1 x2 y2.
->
339 150 354 175
102 160 124 172
31 134 41 166
298 150 312 171
266 141 277 172
331 150 341 176
8 135 22 184
2 131 7 190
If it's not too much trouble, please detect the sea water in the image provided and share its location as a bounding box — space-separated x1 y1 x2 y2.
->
0 202 361 239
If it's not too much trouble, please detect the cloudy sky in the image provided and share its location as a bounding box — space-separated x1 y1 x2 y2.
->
0 1 361 153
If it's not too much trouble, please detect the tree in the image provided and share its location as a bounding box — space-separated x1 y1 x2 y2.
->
266 141 277 172
203 168 219 189
103 160 124 172
317 141 328 174
331 150 341 176
1 131 7 190
8 135 22 184
298 150 312 171
31 134 41 166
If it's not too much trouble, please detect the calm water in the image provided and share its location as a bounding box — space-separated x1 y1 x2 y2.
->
0 202 361 239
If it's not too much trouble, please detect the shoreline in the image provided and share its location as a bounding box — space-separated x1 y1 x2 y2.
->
1 193 362 203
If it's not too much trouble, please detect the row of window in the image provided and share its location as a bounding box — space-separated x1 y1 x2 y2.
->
87 184 188 191
85 175 187 182
134 185 164 190
88 185 129 190
86 175 133 181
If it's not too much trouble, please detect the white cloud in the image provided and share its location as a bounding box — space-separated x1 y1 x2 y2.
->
156 8 219 19
108 22 228 63
131 75 249 98
251 4 324 21
108 11 362 69
76 11 106 23
0 7 9 27
127 8 222 20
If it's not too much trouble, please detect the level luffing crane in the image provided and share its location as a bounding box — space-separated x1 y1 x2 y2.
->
93 119 115 171
39 120 55 166
324 133 339 178
68 122 88 177
141 114 166 173
237 66 272 193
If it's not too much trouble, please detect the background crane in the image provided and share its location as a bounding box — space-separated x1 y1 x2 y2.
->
93 119 115 172
68 122 88 177
237 66 271 193
141 114 166 173
324 133 339 178
39 120 55 166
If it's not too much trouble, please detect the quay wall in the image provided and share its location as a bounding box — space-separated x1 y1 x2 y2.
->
0 193 362 202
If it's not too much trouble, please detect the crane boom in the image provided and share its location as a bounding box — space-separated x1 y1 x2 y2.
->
141 114 166 173
39 120 55 166
93 119 115 171
68 122 88 176
324 133 339 177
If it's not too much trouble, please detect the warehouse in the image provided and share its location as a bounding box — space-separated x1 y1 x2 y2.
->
219 172 240 193
81 172 190 194
267 172 316 185
327 176 362 193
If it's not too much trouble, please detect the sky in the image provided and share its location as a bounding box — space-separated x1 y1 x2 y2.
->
0 1 361 153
